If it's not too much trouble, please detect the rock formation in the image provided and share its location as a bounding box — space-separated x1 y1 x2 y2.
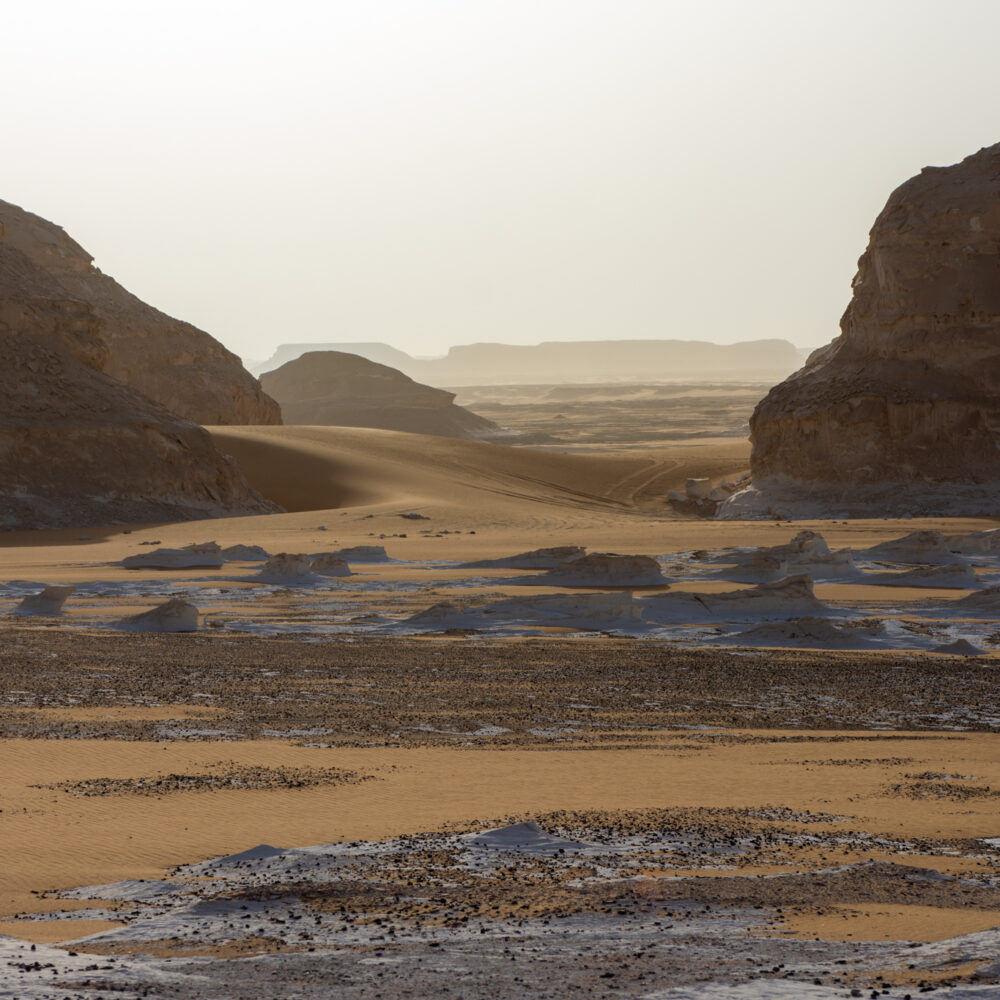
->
0 201 280 529
734 143 1000 516
0 330 278 529
0 199 280 425
260 351 503 439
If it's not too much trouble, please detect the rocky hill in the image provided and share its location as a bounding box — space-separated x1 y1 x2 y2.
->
261 351 503 439
0 199 280 425
730 142 1000 517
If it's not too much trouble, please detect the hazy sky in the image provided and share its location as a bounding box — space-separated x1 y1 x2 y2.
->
5 1 1000 361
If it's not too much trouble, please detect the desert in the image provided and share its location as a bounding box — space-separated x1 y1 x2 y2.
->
5 9 1000 999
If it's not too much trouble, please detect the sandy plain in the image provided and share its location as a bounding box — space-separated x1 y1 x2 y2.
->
1 418 999 998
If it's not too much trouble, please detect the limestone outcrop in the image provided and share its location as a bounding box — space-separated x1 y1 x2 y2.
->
261 351 503 439
0 330 278 530
736 143 1000 516
0 199 280 425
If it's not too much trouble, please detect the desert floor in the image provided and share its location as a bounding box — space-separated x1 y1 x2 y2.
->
1 425 998 999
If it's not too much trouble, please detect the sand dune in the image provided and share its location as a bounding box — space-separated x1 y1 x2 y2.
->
208 425 751 516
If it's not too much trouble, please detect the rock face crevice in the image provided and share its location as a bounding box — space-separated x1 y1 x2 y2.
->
741 143 1000 514
0 199 280 426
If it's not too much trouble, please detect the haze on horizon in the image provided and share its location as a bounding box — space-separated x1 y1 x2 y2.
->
4 0 1000 364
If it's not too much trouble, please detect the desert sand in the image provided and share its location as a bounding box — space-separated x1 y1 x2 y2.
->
0 426 998 998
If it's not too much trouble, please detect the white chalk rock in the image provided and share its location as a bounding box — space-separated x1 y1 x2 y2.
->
858 530 965 566
122 548 224 570
14 585 75 616
458 546 586 570
330 545 389 563
311 554 352 577
406 592 641 631
642 575 831 624
116 598 199 632
524 553 667 587
465 821 590 854
867 562 977 589
183 541 222 554
727 616 888 650
251 553 320 584
685 478 712 500
221 544 271 562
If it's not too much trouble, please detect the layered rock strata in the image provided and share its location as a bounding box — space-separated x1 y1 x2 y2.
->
732 143 1000 517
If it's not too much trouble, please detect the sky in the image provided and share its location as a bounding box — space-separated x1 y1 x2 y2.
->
4 0 1000 362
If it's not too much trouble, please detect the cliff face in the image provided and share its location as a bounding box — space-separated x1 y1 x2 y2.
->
0 202 280 529
261 351 503 439
0 199 280 425
747 143 1000 508
0 329 278 530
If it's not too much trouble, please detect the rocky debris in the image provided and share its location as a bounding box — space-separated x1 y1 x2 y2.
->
0 331 278 530
641 575 832 624
857 530 966 565
458 546 587 570
250 553 320 585
310 554 352 577
0 198 279 425
115 598 199 633
13 584 74 616
734 143 1000 517
260 351 502 439
122 547 225 570
41 764 368 797
519 553 667 587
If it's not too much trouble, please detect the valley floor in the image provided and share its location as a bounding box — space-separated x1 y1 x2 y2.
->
1 428 998 998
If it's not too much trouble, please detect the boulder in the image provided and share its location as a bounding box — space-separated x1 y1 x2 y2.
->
737 144 1000 516
260 351 502 439
0 199 280 425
